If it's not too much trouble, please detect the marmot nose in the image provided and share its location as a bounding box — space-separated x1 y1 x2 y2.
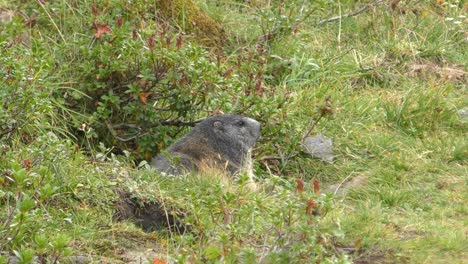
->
246 117 261 129
245 117 262 137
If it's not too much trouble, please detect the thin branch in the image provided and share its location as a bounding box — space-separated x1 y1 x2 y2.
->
332 173 354 195
322 47 354 66
259 155 282 162
105 118 204 142
0 192 23 251
318 0 384 26
301 96 333 142
158 119 203 127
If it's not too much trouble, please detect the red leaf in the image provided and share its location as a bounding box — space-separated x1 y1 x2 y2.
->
223 68 233 79
148 35 155 51
153 258 167 264
22 159 32 171
139 92 150 104
306 199 315 216
116 17 123 28
176 34 183 49
313 178 320 194
166 36 171 48
296 178 304 193
94 23 111 39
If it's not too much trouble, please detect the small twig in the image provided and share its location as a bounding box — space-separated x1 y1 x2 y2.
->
105 118 204 142
157 118 203 127
318 0 384 25
322 47 355 66
259 155 282 162
301 112 325 142
332 173 354 195
301 96 333 142
156 185 175 243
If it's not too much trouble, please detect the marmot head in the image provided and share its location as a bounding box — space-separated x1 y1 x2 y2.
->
195 114 261 152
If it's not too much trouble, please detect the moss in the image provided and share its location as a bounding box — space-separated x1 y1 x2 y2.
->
157 0 225 49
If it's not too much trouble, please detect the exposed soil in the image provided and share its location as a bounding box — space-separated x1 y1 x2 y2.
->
407 61 467 82
326 175 368 196
114 190 187 233
352 249 409 264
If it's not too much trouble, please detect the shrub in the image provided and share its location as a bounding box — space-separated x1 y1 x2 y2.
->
3 0 288 159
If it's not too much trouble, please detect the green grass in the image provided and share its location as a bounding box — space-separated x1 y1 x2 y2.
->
1 0 467 263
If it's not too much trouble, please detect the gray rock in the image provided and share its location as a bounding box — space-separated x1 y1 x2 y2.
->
458 107 468 120
302 135 334 163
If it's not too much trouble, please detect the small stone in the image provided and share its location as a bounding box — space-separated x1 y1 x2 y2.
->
302 135 334 163
0 9 15 25
458 107 468 120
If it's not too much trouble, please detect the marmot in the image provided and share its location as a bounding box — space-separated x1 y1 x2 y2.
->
151 114 261 189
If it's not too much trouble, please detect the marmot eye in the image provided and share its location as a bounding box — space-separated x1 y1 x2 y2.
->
237 120 245 126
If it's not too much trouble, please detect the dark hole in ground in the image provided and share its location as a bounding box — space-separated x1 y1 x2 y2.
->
114 190 188 233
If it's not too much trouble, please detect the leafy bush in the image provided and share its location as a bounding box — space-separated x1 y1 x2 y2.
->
0 20 63 144
9 0 288 160
0 132 116 263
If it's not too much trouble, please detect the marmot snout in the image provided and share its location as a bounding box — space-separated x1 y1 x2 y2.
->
151 114 261 178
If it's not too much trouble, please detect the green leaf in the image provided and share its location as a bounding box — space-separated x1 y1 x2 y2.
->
13 168 27 186
13 248 35 264
18 196 35 212
34 234 48 252
51 234 71 251
203 245 222 260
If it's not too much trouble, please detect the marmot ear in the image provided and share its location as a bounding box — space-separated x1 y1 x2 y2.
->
213 121 223 131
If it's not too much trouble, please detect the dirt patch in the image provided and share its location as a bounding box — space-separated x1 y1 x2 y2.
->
121 250 173 264
407 61 467 82
352 249 409 264
114 190 187 233
326 175 368 196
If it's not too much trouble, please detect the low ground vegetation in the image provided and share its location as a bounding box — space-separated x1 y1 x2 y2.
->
0 0 466 263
